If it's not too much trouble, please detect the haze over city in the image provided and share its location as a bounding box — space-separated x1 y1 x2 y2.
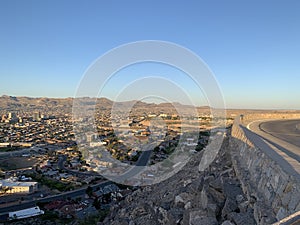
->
0 0 300 109
1 1 300 225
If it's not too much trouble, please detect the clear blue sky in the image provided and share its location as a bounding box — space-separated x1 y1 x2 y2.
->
0 0 299 109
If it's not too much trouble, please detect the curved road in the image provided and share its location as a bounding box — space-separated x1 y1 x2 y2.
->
259 119 300 148
246 119 300 177
247 119 300 165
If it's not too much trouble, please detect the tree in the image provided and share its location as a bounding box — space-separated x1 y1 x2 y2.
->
93 198 101 210
86 186 93 197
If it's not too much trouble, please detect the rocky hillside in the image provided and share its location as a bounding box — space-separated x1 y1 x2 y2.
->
101 134 256 225
0 95 211 116
0 95 95 114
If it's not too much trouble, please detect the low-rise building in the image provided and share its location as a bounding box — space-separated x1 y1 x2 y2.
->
0 178 38 194
9 206 44 220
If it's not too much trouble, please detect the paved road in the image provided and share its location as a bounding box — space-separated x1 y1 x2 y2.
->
111 145 153 183
246 119 300 178
58 147 152 184
248 119 300 162
242 125 300 176
58 155 100 177
259 119 300 148
0 181 112 214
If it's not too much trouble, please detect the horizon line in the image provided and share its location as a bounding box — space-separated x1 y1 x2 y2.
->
1 94 300 111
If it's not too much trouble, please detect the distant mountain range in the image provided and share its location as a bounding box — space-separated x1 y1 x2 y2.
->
0 95 75 113
0 95 210 115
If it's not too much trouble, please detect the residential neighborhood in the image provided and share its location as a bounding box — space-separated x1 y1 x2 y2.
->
0 97 234 224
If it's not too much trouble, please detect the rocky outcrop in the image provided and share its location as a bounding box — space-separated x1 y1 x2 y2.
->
100 135 256 225
2 217 63 225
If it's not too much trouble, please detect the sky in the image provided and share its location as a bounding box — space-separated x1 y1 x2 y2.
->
0 0 299 109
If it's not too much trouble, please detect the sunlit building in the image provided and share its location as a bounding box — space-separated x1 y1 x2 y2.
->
0 178 38 194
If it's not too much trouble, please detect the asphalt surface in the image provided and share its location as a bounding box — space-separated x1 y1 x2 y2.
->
0 181 112 214
110 147 153 183
242 125 300 177
246 119 300 178
259 119 300 148
58 155 100 177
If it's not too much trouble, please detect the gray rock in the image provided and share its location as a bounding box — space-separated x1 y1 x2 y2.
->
221 221 235 225
184 201 192 209
287 189 300 211
189 210 218 225
174 192 191 206
223 179 243 200
200 188 209 209
238 200 250 213
207 203 219 217
158 207 169 224
236 194 244 204
209 176 223 192
276 207 287 221
183 178 192 187
222 197 238 218
175 195 184 205
169 207 184 223
129 221 135 225
208 186 226 206
228 212 256 225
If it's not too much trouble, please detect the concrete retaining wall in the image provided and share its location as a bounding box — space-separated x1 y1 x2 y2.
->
230 116 300 225
241 113 300 125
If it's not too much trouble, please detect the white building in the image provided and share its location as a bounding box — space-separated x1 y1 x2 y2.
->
9 206 44 220
90 141 107 147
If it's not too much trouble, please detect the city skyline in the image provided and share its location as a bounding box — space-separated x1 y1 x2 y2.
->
0 1 300 109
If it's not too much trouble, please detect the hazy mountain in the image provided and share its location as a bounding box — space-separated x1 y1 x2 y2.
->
0 95 211 115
